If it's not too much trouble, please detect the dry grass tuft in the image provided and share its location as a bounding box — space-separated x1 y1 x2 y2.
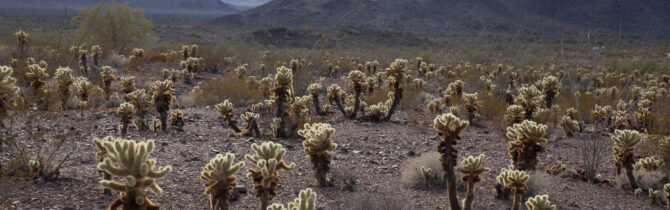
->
190 75 264 106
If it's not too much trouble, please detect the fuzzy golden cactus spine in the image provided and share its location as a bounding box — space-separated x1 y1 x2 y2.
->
434 113 469 210
100 66 117 100
272 66 293 138
456 154 490 210
611 129 642 189
525 194 556 210
151 80 174 131
117 102 135 134
634 99 652 133
347 70 366 119
25 63 49 108
298 123 337 187
216 100 242 133
120 76 136 96
287 95 312 137
170 110 184 132
634 156 663 171
505 105 525 125
267 188 316 210
15 31 28 60
462 93 480 124
96 138 172 209
245 142 296 210
92 136 116 195
506 170 529 210
201 153 244 210
540 76 560 108
506 120 548 170
559 115 580 137
307 83 327 116
383 58 408 121
54 67 74 110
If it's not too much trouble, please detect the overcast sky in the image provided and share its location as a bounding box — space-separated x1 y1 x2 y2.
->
221 0 270 7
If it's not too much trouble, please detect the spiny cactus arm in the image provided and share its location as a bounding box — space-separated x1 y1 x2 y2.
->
433 113 469 137
505 170 530 190
456 154 490 175
287 188 316 210
505 120 548 144
246 142 296 170
525 194 556 210
98 180 128 192
259 159 279 188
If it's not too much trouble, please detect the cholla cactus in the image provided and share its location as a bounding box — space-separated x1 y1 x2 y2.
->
559 115 580 137
97 138 172 209
75 77 99 117
298 123 337 187
592 104 613 129
347 70 366 119
420 167 436 188
505 105 525 125
54 67 74 110
383 58 409 121
494 166 513 199
26 63 48 94
245 142 296 210
234 64 248 78
307 83 327 116
327 84 346 117
91 45 102 67
456 154 490 210
117 102 135 134
267 188 316 210
170 110 184 132
433 113 469 210
288 95 312 137
506 120 548 170
426 99 442 113
525 195 556 210
216 100 242 134
127 89 152 130
272 66 293 138
151 117 161 131
92 136 116 195
445 80 464 97
514 86 544 120
366 102 389 122
540 76 560 108
15 31 28 59
611 129 642 189
634 99 652 133
634 156 664 171
100 66 117 100
120 76 136 95
413 78 426 89
650 188 662 206
635 188 643 198
506 170 530 210
239 112 261 137
151 80 174 131
462 93 480 123
663 184 670 210
129 48 144 70
200 153 244 210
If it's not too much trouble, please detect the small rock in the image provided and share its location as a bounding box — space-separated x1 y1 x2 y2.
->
352 150 360 154
407 151 417 156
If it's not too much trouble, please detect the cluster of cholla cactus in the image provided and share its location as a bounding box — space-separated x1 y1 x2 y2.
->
381 58 409 121
75 77 102 117
506 120 548 170
462 92 480 123
129 48 145 71
126 89 152 131
298 123 337 187
456 154 490 210
505 105 525 125
92 136 115 195
634 156 664 171
200 153 244 210
96 137 172 209
514 85 544 120
306 83 329 116
216 100 261 137
245 142 296 210
611 129 642 190
559 108 580 136
345 70 366 119
117 102 135 134
151 80 174 131
634 99 652 133
100 66 117 100
506 170 530 210
267 188 316 210
54 67 74 110
433 113 469 210
25 62 49 109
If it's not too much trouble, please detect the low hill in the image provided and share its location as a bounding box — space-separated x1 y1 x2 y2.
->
0 0 239 16
214 0 670 38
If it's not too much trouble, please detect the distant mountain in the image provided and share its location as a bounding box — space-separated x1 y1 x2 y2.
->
213 0 670 38
0 0 239 16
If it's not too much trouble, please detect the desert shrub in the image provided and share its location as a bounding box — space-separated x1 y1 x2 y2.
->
71 1 155 52
190 75 264 106
479 93 507 128
578 133 608 182
616 170 670 191
400 152 466 190
331 166 358 192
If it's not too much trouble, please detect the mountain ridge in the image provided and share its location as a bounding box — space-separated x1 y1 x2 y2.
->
0 0 239 15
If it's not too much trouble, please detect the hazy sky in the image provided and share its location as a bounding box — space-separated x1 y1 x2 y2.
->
221 0 270 7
